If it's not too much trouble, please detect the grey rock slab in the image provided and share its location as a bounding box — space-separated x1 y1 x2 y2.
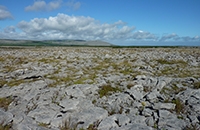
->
12 115 51 130
98 116 119 130
153 102 175 110
187 115 199 124
65 86 86 98
111 123 154 130
68 84 99 96
109 114 131 127
129 115 147 125
142 108 154 117
159 110 176 119
191 104 200 112
145 90 160 103
125 88 144 101
73 107 108 129
0 109 13 126
155 79 167 91
27 105 58 124
59 98 94 113
158 117 186 130
145 117 154 127
132 84 144 92
59 98 79 112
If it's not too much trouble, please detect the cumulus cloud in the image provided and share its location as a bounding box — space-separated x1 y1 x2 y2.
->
0 5 13 20
160 33 179 41
17 13 138 40
25 0 62 12
132 30 158 40
4 26 15 33
160 33 200 42
66 0 81 11
1 13 199 44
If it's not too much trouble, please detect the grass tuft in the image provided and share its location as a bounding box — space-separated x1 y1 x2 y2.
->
98 84 122 98
193 81 200 89
0 97 13 111
0 123 12 130
172 98 185 114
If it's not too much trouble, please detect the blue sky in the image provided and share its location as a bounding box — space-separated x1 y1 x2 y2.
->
0 0 200 46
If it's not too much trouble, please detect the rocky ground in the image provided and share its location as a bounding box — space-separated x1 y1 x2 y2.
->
0 47 200 130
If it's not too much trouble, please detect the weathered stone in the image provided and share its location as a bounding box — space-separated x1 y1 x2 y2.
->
27 105 58 124
0 47 199 130
111 123 154 130
0 109 13 126
153 102 175 110
158 117 186 130
145 90 160 103
98 116 118 130
74 107 108 129
159 110 175 119
59 98 79 112
145 117 154 127
65 86 86 98
142 108 154 117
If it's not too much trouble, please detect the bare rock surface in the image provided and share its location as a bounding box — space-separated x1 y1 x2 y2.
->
0 47 200 130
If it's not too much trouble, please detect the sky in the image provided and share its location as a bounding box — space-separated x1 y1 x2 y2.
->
0 0 200 46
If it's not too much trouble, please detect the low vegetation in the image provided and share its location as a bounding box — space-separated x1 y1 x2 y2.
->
98 84 122 98
172 98 185 114
0 123 12 130
183 123 200 130
193 81 200 89
0 97 13 111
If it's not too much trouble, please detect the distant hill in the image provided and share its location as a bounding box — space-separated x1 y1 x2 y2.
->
0 39 114 47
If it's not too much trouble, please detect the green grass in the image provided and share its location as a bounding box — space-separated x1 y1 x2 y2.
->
0 123 12 130
193 81 200 89
0 97 13 110
47 75 73 87
6 79 25 87
38 122 49 128
156 59 187 65
0 79 7 87
172 98 185 114
98 84 122 98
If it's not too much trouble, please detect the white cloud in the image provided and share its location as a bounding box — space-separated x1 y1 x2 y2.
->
17 13 138 40
0 5 13 20
160 33 200 42
1 13 199 45
4 26 15 33
66 0 81 11
25 0 62 12
160 33 178 41
132 31 157 40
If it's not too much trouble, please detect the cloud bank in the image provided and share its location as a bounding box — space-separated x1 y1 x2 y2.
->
0 13 199 44
0 5 13 20
25 0 62 12
17 13 137 40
